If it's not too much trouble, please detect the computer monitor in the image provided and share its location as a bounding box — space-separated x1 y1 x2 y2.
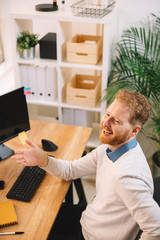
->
0 87 30 161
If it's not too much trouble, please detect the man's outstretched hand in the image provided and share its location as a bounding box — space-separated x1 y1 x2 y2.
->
11 139 48 167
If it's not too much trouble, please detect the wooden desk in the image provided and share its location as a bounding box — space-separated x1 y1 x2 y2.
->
0 120 92 240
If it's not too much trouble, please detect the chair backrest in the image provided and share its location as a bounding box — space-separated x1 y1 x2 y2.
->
135 176 160 240
135 230 142 240
153 176 160 206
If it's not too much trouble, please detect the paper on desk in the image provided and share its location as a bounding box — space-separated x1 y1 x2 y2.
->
18 131 28 145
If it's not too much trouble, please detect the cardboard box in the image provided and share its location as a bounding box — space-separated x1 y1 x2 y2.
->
66 74 101 107
67 34 103 65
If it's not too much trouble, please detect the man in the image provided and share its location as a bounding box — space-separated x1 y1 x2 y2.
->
12 89 160 240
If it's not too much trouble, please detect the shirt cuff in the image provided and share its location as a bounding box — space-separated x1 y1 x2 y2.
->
41 155 57 175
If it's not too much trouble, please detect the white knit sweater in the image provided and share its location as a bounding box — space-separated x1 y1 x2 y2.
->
43 143 160 240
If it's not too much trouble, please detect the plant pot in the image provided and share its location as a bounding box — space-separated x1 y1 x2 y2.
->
19 47 35 60
152 151 160 178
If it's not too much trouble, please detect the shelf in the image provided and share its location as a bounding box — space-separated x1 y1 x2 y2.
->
11 6 116 148
60 58 103 71
61 101 101 112
10 6 115 24
17 54 103 70
17 57 58 67
27 99 59 107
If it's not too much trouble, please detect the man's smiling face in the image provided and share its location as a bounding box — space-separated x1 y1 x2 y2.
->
99 99 136 151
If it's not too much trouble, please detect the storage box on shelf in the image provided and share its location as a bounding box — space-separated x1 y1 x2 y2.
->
39 32 57 60
66 74 101 108
70 0 115 18
66 34 103 65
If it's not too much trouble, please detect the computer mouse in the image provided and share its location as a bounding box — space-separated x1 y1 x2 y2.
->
41 139 58 152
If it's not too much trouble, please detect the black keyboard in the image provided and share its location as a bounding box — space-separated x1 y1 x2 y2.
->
6 166 46 202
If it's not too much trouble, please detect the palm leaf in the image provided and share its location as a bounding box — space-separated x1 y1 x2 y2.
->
103 13 160 155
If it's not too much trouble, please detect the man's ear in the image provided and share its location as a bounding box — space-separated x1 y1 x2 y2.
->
131 125 141 137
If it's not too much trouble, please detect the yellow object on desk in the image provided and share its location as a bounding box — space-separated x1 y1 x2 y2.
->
18 131 28 145
0 201 18 227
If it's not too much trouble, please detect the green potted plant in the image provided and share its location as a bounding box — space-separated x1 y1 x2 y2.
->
17 30 39 59
103 13 160 174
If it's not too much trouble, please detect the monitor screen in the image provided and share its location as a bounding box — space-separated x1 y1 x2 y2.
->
0 87 30 160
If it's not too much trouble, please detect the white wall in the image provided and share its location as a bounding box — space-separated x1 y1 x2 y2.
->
116 0 160 41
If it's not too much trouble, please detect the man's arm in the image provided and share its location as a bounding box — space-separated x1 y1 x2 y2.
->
12 139 98 180
42 150 97 180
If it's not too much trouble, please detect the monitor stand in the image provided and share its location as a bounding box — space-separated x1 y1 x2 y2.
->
0 144 14 161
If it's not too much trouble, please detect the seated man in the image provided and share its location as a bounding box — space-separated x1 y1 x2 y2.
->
12 89 160 240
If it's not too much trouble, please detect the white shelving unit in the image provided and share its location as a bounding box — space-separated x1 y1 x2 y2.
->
10 6 116 148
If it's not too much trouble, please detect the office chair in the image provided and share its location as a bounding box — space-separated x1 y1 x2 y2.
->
47 184 86 240
48 152 87 240
135 176 160 240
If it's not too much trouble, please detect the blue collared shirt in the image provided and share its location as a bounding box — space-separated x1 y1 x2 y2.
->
106 137 137 163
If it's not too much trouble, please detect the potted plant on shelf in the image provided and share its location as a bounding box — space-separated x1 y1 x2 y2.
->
103 13 160 176
17 31 39 60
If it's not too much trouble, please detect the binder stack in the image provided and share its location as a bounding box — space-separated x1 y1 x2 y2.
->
20 65 57 102
19 64 30 100
36 66 46 101
45 67 57 102
28 65 37 100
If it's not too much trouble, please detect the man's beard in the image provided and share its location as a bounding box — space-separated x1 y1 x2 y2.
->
99 126 131 147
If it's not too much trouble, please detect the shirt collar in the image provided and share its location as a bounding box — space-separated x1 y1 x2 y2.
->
106 137 137 163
